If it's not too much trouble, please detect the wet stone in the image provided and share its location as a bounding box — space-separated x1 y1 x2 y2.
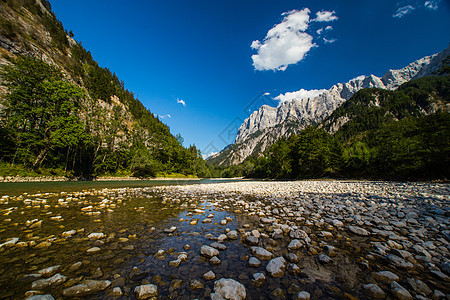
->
373 270 400 283
169 279 183 292
134 284 158 299
387 254 413 269
203 271 216 280
62 280 111 297
86 247 101 253
201 245 220 258
318 254 332 264
248 257 261 267
210 256 221 266
189 279 204 290
285 253 299 263
363 283 386 299
348 226 370 236
210 242 227 251
68 262 82 273
27 295 55 300
251 246 273 260
288 239 303 250
288 263 301 275
210 278 246 300
111 287 123 297
391 281 413 300
266 256 287 278
296 291 311 300
226 230 239 240
252 272 266 283
129 267 148 281
38 265 60 277
245 235 259 245
406 278 432 296
31 273 67 290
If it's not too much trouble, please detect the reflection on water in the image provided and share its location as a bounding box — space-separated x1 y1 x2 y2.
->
0 179 237 196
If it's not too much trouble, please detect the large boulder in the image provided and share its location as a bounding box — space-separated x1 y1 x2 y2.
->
266 257 287 278
134 284 159 299
210 278 246 300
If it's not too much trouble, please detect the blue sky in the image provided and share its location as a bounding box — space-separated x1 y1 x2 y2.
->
50 0 450 157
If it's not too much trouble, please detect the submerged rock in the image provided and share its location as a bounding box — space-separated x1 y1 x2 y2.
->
201 245 220 258
62 280 111 297
251 247 273 260
26 295 55 300
31 273 67 290
134 284 158 299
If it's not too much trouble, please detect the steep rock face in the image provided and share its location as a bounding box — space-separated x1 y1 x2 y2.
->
211 46 449 166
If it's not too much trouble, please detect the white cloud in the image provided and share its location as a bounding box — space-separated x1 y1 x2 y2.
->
313 10 338 22
323 37 337 44
424 0 440 10
263 92 270 95
202 152 218 159
325 25 333 31
251 8 339 71
393 5 415 18
176 98 186 106
251 8 315 71
158 114 171 119
274 88 326 104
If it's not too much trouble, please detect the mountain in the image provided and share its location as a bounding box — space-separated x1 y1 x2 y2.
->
0 0 211 177
208 45 450 166
245 75 449 180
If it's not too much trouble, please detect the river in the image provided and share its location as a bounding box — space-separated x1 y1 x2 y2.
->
0 180 448 299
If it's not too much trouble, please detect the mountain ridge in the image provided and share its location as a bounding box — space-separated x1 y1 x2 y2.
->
208 45 450 166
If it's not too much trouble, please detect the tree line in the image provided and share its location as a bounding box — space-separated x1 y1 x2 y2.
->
220 76 449 181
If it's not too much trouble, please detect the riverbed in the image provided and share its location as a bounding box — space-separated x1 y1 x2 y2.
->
0 180 448 299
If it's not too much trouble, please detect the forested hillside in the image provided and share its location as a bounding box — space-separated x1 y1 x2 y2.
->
222 75 450 180
0 0 212 178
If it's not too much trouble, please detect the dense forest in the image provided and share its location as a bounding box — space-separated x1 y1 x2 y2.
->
0 0 213 178
221 76 450 180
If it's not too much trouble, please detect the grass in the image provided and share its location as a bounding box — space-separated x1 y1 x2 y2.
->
156 172 198 179
0 162 199 179
0 162 67 177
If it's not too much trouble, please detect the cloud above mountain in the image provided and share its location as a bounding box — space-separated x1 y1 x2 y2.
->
274 88 326 104
251 8 338 71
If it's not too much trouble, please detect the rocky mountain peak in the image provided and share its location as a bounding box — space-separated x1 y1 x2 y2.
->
211 45 449 166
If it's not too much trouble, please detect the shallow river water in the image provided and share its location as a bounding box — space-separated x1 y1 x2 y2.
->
0 180 449 299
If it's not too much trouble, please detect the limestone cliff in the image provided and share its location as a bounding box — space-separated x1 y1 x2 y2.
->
209 45 450 166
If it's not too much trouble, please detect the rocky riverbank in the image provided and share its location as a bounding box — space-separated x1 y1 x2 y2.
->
0 180 448 299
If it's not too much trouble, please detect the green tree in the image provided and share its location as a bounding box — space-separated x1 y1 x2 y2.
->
2 57 87 169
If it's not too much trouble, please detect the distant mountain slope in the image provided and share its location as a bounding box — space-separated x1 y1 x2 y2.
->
209 45 450 166
0 0 210 177
246 75 450 180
